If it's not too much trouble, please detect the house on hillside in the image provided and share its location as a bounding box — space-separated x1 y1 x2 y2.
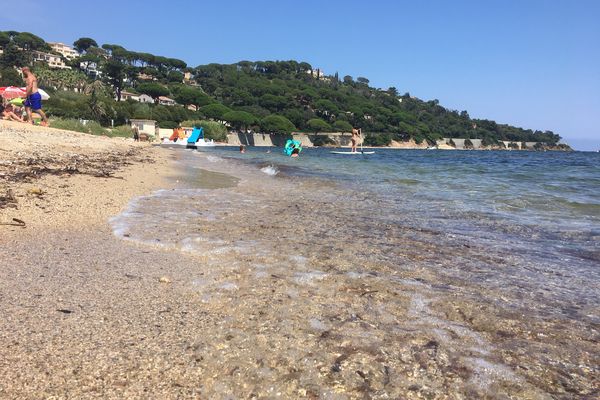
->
183 71 199 86
138 73 156 81
158 96 176 106
186 104 198 111
79 61 101 78
31 51 71 69
48 42 80 60
138 94 154 104
119 91 139 102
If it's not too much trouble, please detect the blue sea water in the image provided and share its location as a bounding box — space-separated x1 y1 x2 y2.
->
217 147 599 250
111 147 600 398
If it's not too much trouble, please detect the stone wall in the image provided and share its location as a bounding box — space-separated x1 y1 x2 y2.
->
502 141 522 149
226 133 317 147
223 133 541 150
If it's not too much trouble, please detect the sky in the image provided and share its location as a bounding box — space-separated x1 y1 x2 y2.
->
1 0 599 150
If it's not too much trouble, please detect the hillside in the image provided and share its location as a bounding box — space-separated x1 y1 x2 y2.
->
0 31 565 147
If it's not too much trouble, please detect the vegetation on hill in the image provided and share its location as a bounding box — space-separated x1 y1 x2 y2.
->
0 31 562 146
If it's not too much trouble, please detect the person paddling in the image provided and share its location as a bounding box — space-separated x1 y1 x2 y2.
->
351 127 362 153
22 67 49 126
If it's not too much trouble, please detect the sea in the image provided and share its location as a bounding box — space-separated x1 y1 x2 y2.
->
110 147 599 397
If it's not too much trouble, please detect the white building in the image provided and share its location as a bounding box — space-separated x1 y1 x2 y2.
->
80 61 101 78
130 119 156 136
32 51 71 69
48 42 80 60
138 94 154 103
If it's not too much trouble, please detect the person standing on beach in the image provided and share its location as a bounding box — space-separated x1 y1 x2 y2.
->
22 67 49 126
351 127 362 152
132 124 140 141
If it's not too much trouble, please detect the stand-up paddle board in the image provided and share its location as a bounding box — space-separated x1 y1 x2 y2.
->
330 151 375 155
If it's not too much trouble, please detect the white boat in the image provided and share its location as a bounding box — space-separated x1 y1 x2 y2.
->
190 138 216 148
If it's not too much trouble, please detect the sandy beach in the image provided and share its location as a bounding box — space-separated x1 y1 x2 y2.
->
0 121 182 397
0 120 172 231
1 122 597 399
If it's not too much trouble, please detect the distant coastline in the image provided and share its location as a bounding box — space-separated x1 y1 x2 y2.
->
223 132 573 151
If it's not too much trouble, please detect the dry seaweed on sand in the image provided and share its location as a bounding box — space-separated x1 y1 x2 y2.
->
0 148 154 209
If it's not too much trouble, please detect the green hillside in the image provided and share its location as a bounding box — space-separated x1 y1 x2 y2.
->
0 31 562 146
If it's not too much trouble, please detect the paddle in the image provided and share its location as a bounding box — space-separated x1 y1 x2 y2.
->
359 128 364 154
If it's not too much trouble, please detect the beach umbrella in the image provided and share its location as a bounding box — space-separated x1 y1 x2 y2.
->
0 86 26 99
37 88 50 100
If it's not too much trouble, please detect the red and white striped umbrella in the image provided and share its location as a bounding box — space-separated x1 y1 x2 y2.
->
0 86 27 99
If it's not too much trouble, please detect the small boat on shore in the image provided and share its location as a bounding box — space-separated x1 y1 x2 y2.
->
160 126 215 149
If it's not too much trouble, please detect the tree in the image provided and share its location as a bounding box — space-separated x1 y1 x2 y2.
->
75 53 101 75
259 93 288 111
333 120 353 133
0 32 10 48
137 82 169 103
298 62 312 73
314 99 339 119
222 111 257 131
87 82 115 124
102 59 126 101
307 118 331 133
73 37 98 53
87 46 108 58
343 75 353 84
167 70 184 83
167 58 187 70
173 86 211 107
35 67 87 92
260 115 296 134
283 109 304 129
13 32 47 51
102 44 126 58
0 67 22 86
0 44 26 68
356 77 370 85
364 133 392 146
200 103 231 120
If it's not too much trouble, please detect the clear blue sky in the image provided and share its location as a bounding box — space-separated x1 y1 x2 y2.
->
2 0 599 150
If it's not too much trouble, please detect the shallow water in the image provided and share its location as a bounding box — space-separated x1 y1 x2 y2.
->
110 147 599 398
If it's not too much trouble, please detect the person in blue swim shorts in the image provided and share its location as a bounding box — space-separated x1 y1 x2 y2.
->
22 67 49 126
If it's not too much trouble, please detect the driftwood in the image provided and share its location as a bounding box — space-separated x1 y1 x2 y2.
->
0 148 154 209
0 218 25 227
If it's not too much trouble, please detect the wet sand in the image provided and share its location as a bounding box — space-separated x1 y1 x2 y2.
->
1 123 598 399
